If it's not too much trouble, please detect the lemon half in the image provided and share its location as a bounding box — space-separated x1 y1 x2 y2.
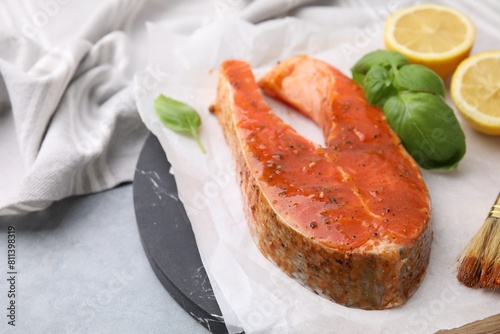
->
385 3 476 78
451 51 500 135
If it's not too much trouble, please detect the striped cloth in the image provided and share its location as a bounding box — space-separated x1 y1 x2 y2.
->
0 0 148 215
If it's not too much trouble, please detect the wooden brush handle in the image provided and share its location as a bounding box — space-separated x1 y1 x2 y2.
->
436 313 500 333
488 193 500 219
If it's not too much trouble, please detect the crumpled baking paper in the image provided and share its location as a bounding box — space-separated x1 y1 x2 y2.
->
135 15 500 334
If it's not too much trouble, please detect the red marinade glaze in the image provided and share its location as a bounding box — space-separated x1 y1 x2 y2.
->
222 56 429 252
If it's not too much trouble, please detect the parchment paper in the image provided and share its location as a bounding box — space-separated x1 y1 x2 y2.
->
134 11 500 334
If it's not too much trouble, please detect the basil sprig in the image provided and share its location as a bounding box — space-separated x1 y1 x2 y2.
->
155 94 206 153
351 50 465 169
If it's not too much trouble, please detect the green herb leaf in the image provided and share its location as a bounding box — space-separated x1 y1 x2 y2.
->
363 65 397 107
383 92 466 169
351 50 408 86
155 94 206 153
352 49 466 169
393 64 446 97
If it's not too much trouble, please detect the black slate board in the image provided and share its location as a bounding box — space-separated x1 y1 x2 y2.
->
133 133 229 333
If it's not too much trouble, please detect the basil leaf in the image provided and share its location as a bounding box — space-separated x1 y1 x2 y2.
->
351 50 409 86
363 65 397 107
352 50 466 169
383 92 466 169
155 94 206 153
393 64 446 97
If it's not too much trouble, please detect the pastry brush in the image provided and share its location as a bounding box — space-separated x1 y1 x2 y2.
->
457 193 500 289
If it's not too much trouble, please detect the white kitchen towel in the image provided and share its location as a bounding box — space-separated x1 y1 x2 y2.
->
0 0 148 215
0 0 318 215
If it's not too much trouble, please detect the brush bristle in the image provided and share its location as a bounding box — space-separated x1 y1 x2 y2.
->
457 216 500 289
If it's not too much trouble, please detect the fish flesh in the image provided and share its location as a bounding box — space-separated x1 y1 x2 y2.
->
211 55 432 310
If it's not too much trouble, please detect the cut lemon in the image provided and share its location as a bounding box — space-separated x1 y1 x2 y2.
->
385 3 476 78
451 51 500 135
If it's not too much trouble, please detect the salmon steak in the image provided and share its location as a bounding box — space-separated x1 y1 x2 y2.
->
211 55 432 310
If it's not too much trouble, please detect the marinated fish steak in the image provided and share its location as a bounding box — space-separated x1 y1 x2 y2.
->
211 55 432 310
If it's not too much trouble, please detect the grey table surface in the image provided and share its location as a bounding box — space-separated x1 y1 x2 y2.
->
0 183 210 334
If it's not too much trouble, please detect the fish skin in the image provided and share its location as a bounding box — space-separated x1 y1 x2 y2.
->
212 56 432 310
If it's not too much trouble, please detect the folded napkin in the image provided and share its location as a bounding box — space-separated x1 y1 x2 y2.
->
0 0 149 215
